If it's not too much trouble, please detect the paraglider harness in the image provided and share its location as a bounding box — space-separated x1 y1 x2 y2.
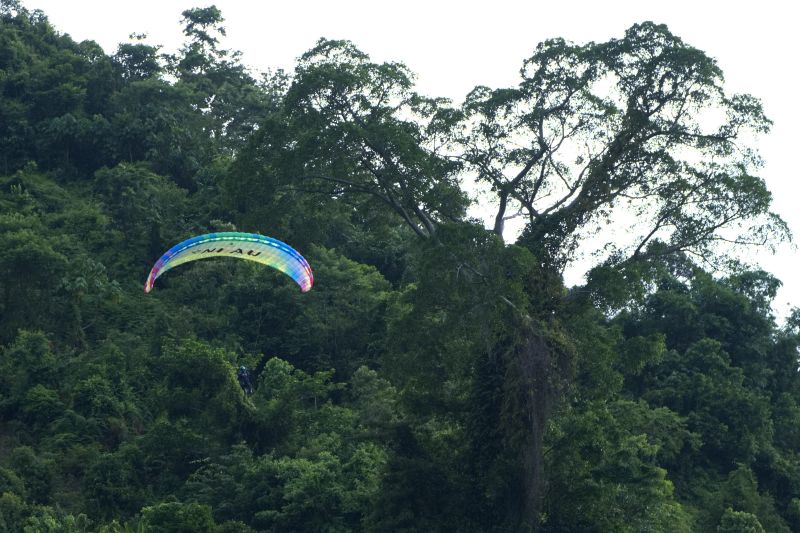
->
237 366 254 395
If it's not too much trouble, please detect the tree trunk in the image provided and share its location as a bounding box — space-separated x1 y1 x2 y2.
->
503 325 571 531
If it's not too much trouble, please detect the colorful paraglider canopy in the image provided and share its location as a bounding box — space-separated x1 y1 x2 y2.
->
145 232 313 293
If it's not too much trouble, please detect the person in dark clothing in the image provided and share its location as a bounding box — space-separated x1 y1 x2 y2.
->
237 365 254 395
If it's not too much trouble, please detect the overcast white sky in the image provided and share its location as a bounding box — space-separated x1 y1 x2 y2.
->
24 0 799 318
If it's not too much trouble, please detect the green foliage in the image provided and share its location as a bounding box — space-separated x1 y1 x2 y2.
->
184 360 390 531
140 501 215 532
217 246 392 375
0 492 28 532
10 447 52 504
0 468 25 498
717 508 765 533
0 216 68 341
0 4 796 531
697 466 789 533
92 163 188 265
155 338 245 431
543 399 694 531
0 330 57 405
21 508 93 533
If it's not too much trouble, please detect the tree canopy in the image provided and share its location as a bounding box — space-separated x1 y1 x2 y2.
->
0 2 796 531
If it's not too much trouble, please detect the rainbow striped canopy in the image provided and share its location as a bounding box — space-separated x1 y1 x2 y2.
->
145 232 313 293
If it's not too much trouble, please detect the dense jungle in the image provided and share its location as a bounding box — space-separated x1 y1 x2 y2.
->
1 1 799 531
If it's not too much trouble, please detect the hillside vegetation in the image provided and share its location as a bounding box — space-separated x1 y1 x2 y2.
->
1 2 798 531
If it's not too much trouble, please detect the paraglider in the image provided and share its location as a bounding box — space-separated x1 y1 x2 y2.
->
237 366 254 395
144 232 313 293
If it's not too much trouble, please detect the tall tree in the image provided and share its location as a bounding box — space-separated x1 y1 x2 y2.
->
458 22 787 270
230 26 791 529
279 38 468 239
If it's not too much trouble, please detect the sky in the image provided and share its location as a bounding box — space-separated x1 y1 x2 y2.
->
24 0 800 318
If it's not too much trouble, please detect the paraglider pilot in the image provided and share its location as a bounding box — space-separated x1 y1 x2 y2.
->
237 366 254 395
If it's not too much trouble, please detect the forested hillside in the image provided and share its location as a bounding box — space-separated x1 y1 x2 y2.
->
1 1 799 531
